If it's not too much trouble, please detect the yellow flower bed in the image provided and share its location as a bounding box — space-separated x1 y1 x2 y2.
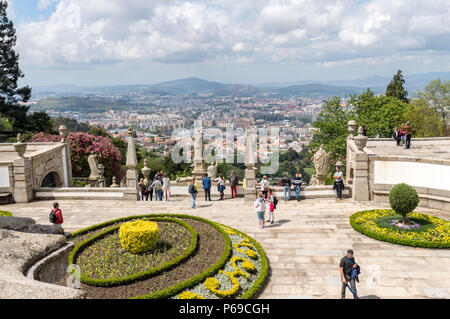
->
119 220 159 254
350 209 450 248
178 291 205 299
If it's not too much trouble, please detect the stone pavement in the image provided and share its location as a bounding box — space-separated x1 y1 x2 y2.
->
2 198 450 299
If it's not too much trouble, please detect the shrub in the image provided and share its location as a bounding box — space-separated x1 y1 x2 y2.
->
119 220 159 254
389 183 419 224
0 210 12 217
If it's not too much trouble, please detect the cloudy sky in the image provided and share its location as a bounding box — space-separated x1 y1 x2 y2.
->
8 0 450 86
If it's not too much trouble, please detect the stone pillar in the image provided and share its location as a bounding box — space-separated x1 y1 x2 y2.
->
12 134 33 203
352 127 370 201
244 128 258 201
98 164 105 188
125 128 139 200
59 125 72 187
191 128 206 178
346 120 357 184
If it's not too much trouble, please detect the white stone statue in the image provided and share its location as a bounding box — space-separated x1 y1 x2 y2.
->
193 130 203 162
88 154 100 180
312 145 330 178
207 161 218 179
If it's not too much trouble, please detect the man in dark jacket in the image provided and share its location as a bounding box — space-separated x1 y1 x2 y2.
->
339 249 359 299
229 171 238 198
281 173 292 201
202 174 212 201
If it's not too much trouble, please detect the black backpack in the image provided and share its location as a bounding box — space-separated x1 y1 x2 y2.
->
273 196 278 209
49 209 58 223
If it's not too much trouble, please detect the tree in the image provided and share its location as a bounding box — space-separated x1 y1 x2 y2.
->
415 78 449 136
0 1 31 132
354 89 408 138
27 111 54 134
52 117 90 133
386 70 409 103
310 96 355 164
405 99 441 137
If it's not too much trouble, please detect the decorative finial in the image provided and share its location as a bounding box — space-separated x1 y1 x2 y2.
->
17 133 23 143
128 127 133 137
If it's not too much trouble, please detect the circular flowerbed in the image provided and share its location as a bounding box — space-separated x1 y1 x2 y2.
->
65 214 268 299
350 209 450 248
0 210 12 217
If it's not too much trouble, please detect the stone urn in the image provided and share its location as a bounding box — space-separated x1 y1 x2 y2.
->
347 120 357 137
353 126 368 151
142 159 151 180
59 125 68 143
13 133 27 158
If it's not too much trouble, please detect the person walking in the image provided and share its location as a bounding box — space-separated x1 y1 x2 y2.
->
162 174 171 202
266 188 276 224
229 170 238 198
333 166 344 200
188 177 199 209
340 249 360 299
281 173 292 201
202 174 212 201
146 178 153 201
49 202 63 226
254 192 266 229
402 122 412 149
218 175 226 200
260 175 270 199
292 173 303 202
392 127 401 146
138 178 146 201
152 178 163 201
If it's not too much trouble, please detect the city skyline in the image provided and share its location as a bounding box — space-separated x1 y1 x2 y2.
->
8 0 450 87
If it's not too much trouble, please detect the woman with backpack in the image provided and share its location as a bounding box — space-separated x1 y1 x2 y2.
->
152 178 163 201
188 177 199 209
49 202 63 226
254 192 266 229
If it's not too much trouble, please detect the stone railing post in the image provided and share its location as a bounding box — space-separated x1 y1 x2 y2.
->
351 127 370 201
12 134 33 203
125 128 139 200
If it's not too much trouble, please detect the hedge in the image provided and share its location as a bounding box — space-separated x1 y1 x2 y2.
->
0 210 12 217
350 210 450 249
69 217 198 287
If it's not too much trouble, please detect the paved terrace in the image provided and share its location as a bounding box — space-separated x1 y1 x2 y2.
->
2 198 449 299
366 137 450 159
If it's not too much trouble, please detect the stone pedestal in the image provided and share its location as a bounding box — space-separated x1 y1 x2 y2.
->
192 161 206 178
352 151 370 201
125 128 139 200
13 157 33 203
88 177 100 188
316 175 326 185
244 168 257 201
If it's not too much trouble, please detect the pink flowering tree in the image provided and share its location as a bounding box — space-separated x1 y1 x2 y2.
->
33 132 125 183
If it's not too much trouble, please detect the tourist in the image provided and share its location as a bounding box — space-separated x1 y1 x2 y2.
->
162 174 171 202
402 122 412 149
152 178 163 201
218 175 226 200
266 188 275 224
188 177 199 209
293 173 303 202
254 192 266 229
399 126 406 145
49 202 63 226
229 170 239 198
392 127 401 146
333 166 344 200
146 178 153 201
202 173 212 201
339 249 360 299
260 175 270 199
138 178 146 201
281 173 292 201
362 125 367 137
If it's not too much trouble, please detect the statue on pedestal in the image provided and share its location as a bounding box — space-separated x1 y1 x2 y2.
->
87 153 100 187
207 161 218 179
311 145 330 186
191 129 206 177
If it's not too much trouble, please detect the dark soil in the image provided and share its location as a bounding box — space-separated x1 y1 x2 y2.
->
57 219 225 299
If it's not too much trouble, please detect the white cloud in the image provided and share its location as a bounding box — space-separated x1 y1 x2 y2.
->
15 0 450 69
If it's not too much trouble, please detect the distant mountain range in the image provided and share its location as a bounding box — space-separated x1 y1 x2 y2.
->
32 72 449 99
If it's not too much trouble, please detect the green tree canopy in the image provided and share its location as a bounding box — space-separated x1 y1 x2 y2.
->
386 70 409 103
0 1 31 133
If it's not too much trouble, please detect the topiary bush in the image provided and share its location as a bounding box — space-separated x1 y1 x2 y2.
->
0 210 12 217
389 183 419 224
119 220 159 254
